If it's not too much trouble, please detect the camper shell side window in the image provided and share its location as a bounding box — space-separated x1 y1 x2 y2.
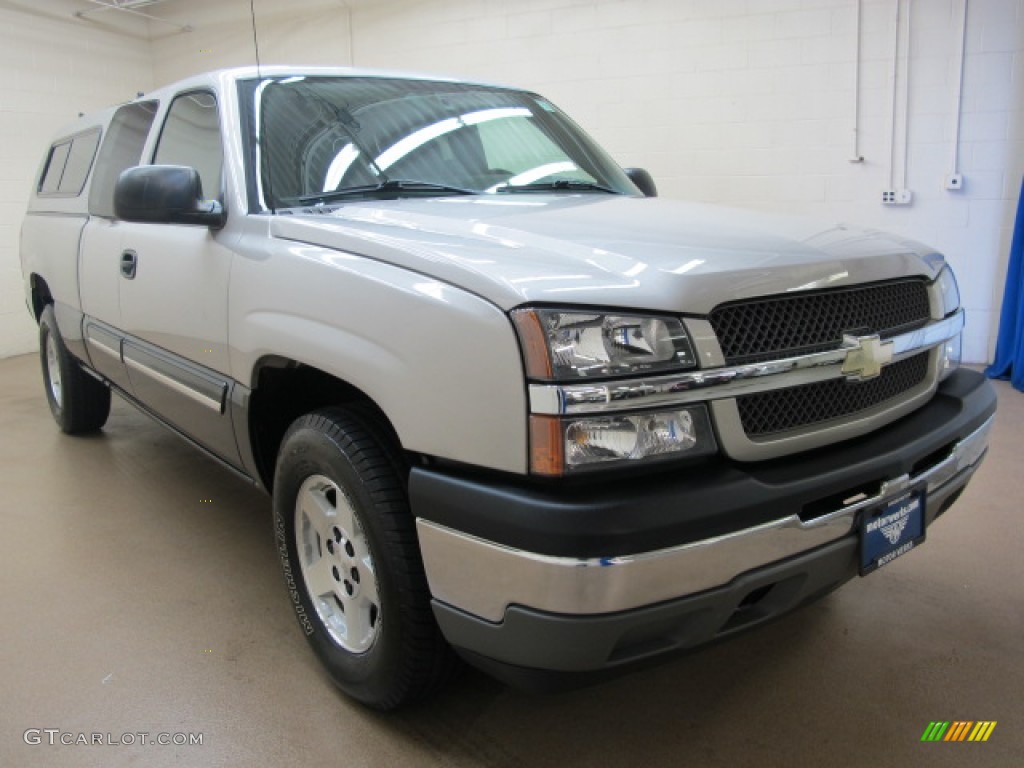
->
37 128 101 198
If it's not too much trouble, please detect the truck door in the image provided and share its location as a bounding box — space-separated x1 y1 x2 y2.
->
80 101 158 392
116 90 241 467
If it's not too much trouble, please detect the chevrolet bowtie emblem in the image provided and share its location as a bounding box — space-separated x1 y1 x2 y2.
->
841 334 893 380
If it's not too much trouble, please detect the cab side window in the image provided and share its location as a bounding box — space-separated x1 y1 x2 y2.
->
153 91 223 200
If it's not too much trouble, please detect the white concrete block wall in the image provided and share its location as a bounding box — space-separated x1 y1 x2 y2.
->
0 1 152 358
3 0 1021 364
148 0 352 84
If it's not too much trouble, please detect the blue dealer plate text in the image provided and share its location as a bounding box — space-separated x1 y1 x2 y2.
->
859 492 925 576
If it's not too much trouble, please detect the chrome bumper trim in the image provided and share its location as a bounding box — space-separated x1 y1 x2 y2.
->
418 413 992 622
529 310 964 416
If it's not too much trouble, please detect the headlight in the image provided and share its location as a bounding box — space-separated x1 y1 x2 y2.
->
933 267 961 381
529 406 717 475
511 308 697 380
935 266 960 316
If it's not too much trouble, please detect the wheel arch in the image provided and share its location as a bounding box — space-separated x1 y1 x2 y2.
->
29 273 54 321
247 356 405 491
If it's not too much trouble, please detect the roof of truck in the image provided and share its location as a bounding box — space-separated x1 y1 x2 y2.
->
137 65 515 102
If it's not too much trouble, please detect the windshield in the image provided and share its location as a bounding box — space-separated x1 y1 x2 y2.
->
238 76 639 211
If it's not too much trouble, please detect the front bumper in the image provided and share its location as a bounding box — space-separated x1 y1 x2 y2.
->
411 369 996 673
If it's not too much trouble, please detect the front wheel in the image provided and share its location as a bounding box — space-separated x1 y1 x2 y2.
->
39 305 110 434
272 407 456 709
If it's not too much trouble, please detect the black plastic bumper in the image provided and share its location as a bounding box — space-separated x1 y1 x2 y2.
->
411 369 995 680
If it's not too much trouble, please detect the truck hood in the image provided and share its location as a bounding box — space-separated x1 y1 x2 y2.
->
270 195 941 314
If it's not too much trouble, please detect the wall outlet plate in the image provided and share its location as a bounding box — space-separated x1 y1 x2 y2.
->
945 173 964 190
882 189 913 205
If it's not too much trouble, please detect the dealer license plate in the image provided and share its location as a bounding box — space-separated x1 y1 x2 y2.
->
859 491 925 576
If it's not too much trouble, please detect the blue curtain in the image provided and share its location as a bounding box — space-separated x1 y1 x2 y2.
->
986 177 1024 391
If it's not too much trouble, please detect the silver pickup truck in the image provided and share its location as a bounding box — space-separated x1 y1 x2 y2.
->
21 67 997 709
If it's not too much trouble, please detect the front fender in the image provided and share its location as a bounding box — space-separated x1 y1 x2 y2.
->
229 238 528 474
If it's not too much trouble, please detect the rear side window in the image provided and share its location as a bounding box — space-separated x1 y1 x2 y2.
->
61 132 102 194
38 142 71 194
89 101 159 217
37 129 100 196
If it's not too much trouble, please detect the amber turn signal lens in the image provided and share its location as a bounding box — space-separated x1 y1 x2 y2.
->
511 309 554 379
529 415 565 476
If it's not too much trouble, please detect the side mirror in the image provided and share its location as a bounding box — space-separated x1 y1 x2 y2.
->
114 165 225 228
624 167 658 198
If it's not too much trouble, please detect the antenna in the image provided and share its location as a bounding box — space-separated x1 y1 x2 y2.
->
249 0 276 213
250 0 262 77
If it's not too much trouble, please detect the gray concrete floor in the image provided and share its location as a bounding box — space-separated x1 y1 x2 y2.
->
1 351 1021 768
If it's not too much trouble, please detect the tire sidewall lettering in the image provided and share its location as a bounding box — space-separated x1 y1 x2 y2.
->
273 485 316 637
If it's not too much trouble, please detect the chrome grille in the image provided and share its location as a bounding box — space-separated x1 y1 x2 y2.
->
709 280 931 365
737 352 930 438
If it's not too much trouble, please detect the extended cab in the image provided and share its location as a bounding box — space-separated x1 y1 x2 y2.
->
21 67 996 709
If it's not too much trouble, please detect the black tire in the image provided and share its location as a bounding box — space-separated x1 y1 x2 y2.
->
39 304 111 434
272 407 456 710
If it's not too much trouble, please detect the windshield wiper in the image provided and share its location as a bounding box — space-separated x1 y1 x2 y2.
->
297 179 478 205
494 179 619 194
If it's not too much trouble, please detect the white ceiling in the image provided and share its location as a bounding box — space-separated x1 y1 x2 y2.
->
73 0 191 32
